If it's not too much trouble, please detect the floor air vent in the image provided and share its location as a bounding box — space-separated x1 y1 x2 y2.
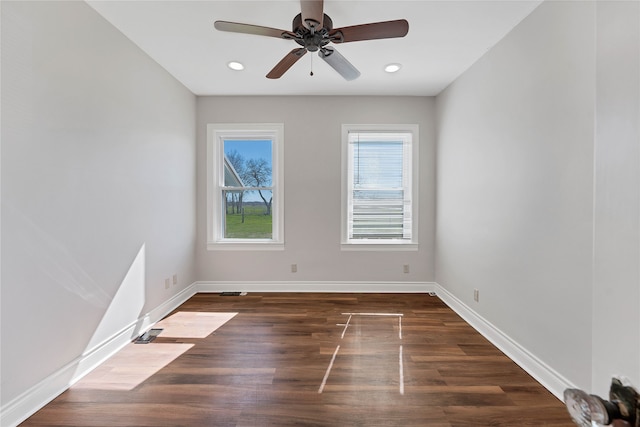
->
220 292 247 296
134 328 163 344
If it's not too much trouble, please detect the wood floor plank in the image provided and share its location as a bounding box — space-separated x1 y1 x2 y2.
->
21 293 574 426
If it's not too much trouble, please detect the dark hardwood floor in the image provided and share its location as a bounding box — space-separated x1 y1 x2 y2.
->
22 293 574 426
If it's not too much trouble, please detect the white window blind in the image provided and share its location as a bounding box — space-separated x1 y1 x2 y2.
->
347 131 413 241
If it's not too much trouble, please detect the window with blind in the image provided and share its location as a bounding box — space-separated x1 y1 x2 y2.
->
341 124 419 249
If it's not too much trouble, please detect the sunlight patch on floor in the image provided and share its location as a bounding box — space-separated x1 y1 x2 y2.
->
154 311 238 338
72 312 237 391
73 343 193 391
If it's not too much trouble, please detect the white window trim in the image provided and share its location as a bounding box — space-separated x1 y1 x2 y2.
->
341 124 419 251
207 123 284 250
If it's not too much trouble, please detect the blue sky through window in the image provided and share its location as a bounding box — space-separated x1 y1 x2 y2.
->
224 139 272 202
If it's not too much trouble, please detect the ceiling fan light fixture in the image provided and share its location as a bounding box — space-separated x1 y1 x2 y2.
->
227 61 244 71
385 63 402 73
214 1 409 80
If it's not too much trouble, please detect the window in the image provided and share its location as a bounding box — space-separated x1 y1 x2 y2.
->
341 124 418 250
207 123 284 250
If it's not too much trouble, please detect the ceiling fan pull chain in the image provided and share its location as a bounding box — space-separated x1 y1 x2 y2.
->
310 53 314 76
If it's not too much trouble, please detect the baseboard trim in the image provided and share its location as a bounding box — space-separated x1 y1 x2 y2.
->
433 283 574 400
1 283 198 427
195 280 436 294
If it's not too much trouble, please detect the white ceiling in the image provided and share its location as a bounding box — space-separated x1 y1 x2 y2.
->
86 0 542 96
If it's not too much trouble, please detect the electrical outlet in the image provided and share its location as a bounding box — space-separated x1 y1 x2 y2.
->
165 278 170 289
173 274 178 285
291 264 297 273
403 264 410 274
473 289 479 302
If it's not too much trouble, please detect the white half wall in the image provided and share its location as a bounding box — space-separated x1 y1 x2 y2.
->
436 1 596 391
196 96 437 284
1 0 197 419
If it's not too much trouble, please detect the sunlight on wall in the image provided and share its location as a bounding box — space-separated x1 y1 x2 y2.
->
85 244 147 351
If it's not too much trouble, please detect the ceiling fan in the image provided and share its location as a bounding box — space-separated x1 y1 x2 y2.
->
214 0 409 81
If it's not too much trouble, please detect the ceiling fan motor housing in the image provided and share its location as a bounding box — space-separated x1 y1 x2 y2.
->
292 13 334 52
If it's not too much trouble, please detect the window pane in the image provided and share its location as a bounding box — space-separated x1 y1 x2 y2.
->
222 139 273 239
352 141 403 189
224 139 272 187
208 123 284 249
348 135 409 240
352 189 404 239
223 190 273 239
341 125 417 248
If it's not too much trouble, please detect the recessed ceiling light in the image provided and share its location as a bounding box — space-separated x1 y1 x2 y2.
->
227 61 244 71
384 63 402 73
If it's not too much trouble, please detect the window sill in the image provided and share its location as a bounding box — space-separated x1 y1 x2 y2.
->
207 241 285 251
341 242 418 251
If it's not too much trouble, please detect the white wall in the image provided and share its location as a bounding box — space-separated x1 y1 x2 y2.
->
196 96 436 284
592 0 640 394
436 0 595 390
436 0 640 395
1 0 196 412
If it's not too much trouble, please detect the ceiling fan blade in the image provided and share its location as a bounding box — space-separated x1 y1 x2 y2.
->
319 47 360 81
267 48 307 79
214 21 297 39
300 0 324 30
330 19 409 43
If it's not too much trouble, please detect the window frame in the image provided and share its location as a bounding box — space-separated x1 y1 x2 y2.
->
341 124 419 251
207 123 284 250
